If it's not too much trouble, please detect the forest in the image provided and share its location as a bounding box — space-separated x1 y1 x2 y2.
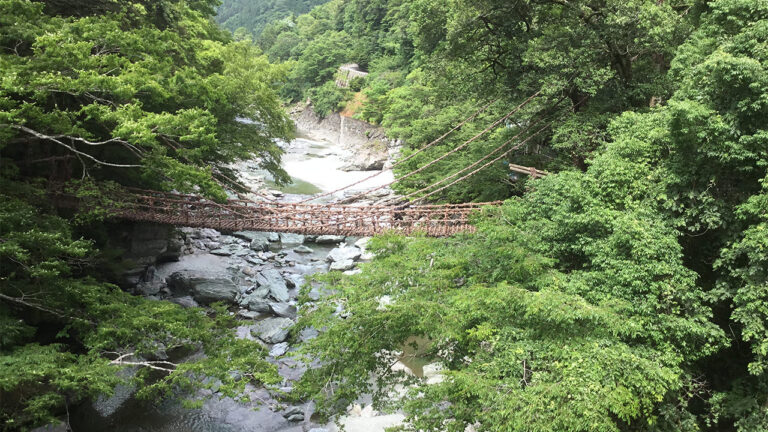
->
1 0 767 431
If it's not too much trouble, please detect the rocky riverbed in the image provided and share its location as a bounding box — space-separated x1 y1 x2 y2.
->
67 115 421 432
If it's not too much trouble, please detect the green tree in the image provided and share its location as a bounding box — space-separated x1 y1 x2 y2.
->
0 0 292 428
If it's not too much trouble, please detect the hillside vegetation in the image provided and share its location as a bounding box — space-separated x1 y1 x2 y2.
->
0 0 289 428
0 0 766 431
216 0 329 37
267 0 768 430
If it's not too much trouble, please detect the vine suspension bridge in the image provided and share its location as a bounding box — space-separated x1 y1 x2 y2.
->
51 89 563 237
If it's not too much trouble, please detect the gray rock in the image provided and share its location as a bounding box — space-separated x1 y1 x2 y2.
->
169 295 199 308
246 256 265 265
134 281 160 296
233 248 251 257
308 286 322 301
198 228 221 239
314 235 345 244
233 231 278 242
279 233 305 245
283 406 304 422
237 309 265 320
269 342 289 357
209 248 233 256
256 269 289 302
249 235 271 252
241 266 257 276
240 296 271 313
161 235 184 262
270 302 297 319
329 259 356 271
309 429 330 432
326 246 361 263
293 245 314 254
167 271 238 304
204 241 221 250
299 326 319 342
250 317 294 343
238 286 271 312
235 325 255 341
285 274 305 289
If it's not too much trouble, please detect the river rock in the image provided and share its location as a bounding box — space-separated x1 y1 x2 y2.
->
238 286 271 312
269 342 289 357
283 406 304 422
251 317 294 343
270 302 297 319
235 325 255 341
340 141 388 171
167 270 238 304
330 259 356 271
299 326 319 342
256 269 289 302
169 295 199 308
250 236 271 252
209 247 233 256
284 274 305 289
237 309 265 320
279 233 305 245
234 231 278 242
240 296 271 313
293 245 313 254
314 235 345 244
326 246 361 263
198 228 221 240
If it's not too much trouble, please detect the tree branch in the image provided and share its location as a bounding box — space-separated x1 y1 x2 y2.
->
7 125 142 168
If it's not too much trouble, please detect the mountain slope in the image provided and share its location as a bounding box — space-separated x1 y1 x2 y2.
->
216 0 330 36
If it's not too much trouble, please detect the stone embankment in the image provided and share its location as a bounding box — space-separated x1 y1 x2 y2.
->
290 103 402 172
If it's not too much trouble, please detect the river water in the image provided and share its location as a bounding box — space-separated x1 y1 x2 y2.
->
237 133 394 201
69 133 415 431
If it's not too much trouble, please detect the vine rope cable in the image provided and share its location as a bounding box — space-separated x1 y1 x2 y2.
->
333 89 545 204
295 98 499 204
378 95 571 205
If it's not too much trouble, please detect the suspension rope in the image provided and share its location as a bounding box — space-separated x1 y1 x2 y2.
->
378 96 570 206
408 95 589 203
295 98 499 204
333 89 544 204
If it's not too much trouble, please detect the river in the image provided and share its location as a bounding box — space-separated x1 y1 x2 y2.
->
69 132 416 431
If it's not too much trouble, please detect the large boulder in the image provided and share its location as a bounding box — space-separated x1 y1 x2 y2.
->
279 233 305 245
270 302 297 319
340 140 388 171
249 236 272 252
167 270 238 304
250 317 294 344
238 286 271 313
330 259 356 271
314 235 345 244
233 231 279 242
255 269 290 302
326 246 362 263
235 231 278 252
